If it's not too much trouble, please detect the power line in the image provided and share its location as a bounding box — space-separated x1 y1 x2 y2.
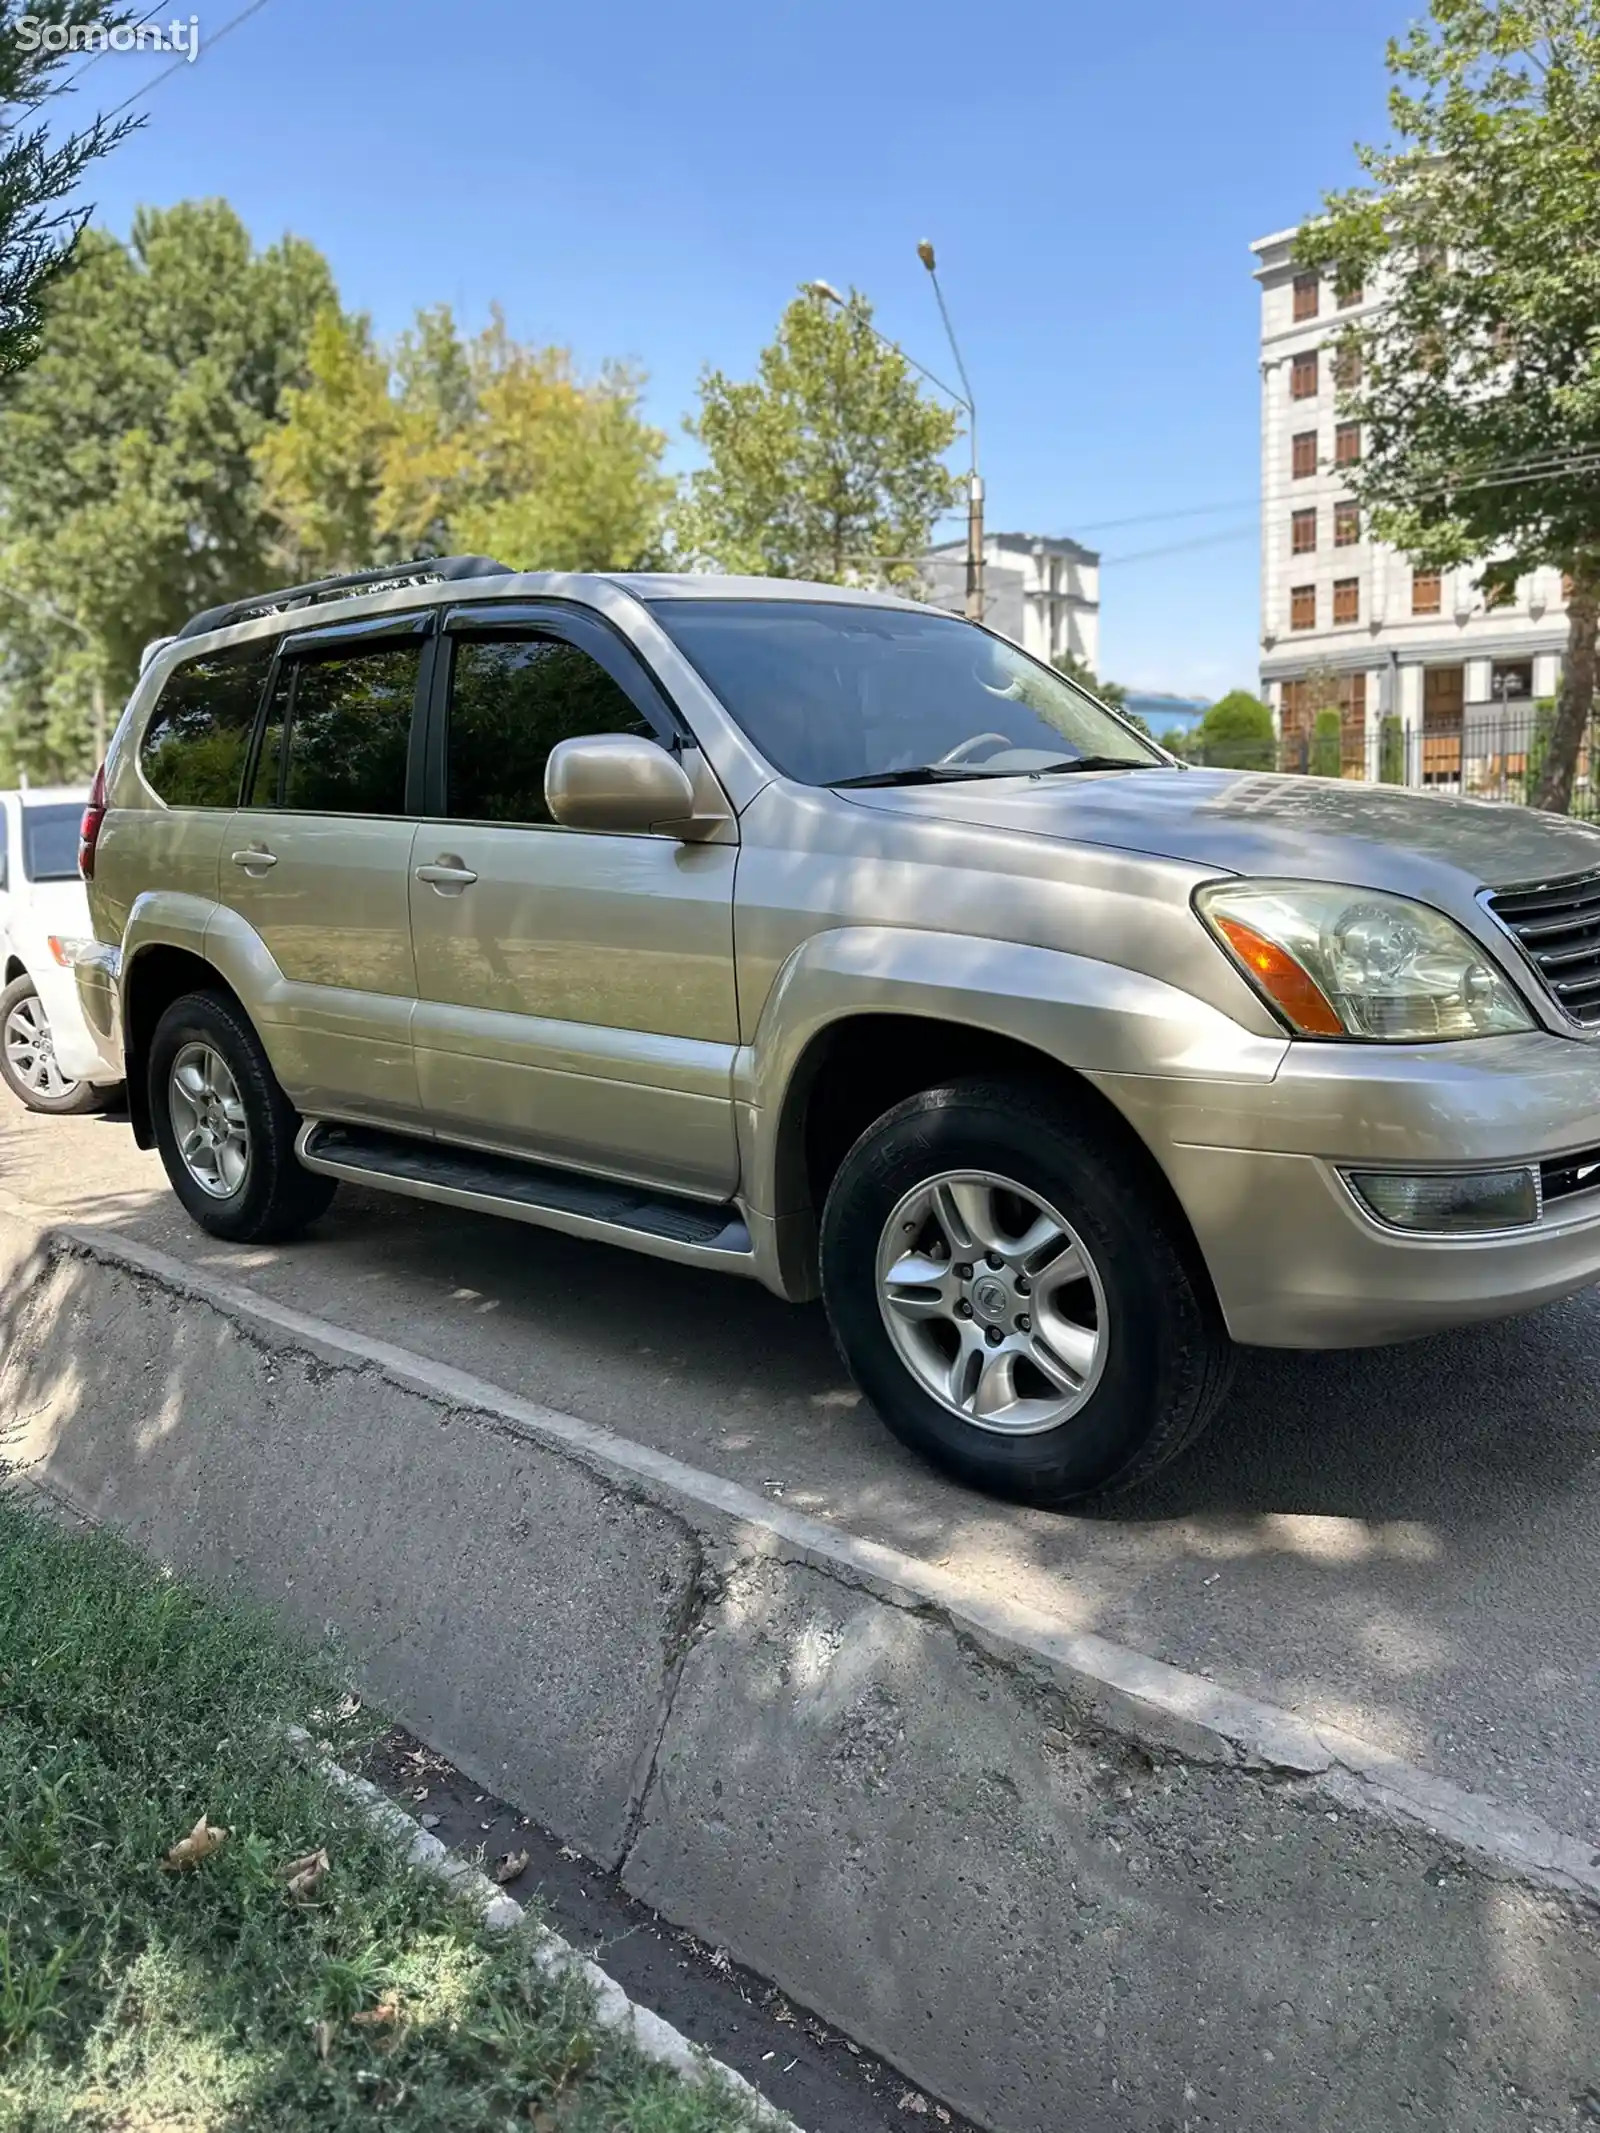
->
1104 524 1261 567
98 0 275 126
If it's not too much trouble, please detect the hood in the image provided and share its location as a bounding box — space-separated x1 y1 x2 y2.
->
844 767 1600 901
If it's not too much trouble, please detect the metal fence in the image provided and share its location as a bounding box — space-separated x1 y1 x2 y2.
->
1187 703 1600 819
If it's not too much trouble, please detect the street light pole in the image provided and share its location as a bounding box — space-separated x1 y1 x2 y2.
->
807 267 980 616
917 241 983 621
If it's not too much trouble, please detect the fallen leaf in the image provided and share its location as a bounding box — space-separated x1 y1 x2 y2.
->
282 1847 330 1900
312 2019 334 2062
491 1849 530 1885
335 1691 362 1721
899 2093 931 2116
162 1815 228 1870
351 2001 401 2028
419 1813 442 1831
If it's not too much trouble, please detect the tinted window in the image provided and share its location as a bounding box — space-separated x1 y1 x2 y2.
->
278 642 421 815
445 636 653 826
21 804 83 882
247 662 292 807
648 600 1161 786
141 645 273 807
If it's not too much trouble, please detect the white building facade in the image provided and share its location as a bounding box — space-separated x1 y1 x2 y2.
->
1252 226 1568 783
925 532 1101 672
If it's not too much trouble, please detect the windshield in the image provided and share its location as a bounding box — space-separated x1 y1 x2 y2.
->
21 803 83 883
646 599 1163 785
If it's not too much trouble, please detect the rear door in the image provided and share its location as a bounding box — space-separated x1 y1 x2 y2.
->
216 613 431 1125
407 603 740 1197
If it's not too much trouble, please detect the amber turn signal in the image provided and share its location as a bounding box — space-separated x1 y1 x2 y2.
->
1212 915 1346 1037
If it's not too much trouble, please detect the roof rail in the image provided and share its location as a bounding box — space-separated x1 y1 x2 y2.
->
175 556 516 643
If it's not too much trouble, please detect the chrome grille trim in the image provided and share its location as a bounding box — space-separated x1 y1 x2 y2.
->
1483 869 1600 1029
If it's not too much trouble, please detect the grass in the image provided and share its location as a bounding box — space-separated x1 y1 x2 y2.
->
0 1490 771 2133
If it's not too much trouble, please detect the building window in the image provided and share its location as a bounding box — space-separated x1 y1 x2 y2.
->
1334 342 1362 390
1291 508 1317 555
1333 577 1360 625
1412 568 1443 617
1334 500 1360 547
1335 421 1362 465
1484 578 1515 611
1292 272 1320 322
1337 278 1364 309
1291 351 1319 400
1291 585 1317 631
1291 430 1318 479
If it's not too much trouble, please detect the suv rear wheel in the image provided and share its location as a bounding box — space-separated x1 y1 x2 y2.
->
149 991 337 1243
0 975 105 1115
820 1078 1233 1505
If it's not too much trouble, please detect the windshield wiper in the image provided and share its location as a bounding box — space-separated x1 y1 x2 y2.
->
829 765 1004 789
1031 755 1154 776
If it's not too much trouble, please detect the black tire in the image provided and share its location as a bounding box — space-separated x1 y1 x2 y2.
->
148 990 338 1243
0 975 107 1115
820 1078 1234 1506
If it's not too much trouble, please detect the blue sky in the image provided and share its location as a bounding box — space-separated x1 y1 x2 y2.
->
68 0 1411 699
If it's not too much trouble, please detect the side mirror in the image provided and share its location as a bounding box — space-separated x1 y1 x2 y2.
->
545 733 699 836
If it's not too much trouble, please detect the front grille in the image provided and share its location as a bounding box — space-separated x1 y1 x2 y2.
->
1542 1145 1600 1208
1485 870 1600 1027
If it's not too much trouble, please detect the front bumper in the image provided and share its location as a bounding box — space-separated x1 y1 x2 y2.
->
1094 1030 1600 1348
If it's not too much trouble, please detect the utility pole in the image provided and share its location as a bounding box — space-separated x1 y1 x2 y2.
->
807 268 981 616
917 241 983 621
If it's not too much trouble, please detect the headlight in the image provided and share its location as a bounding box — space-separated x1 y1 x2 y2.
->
1196 881 1533 1041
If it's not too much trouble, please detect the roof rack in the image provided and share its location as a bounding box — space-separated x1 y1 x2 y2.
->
175 556 516 643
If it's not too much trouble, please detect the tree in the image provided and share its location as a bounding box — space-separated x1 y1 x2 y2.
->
1 1 138 379
1379 712 1405 782
1190 689 1277 770
677 286 960 583
258 304 674 580
1052 649 1129 710
1311 706 1344 777
0 200 335 777
1297 0 1600 812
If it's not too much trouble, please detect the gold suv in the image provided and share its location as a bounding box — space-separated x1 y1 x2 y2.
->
77 558 1600 1501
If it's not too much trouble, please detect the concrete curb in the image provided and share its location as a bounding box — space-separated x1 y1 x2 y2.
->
3 1212 1597 2131
285 1726 801 2130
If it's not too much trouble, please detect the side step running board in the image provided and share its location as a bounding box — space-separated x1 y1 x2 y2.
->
298 1122 756 1276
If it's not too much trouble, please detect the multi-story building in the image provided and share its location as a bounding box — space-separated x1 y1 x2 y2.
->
925 531 1100 672
1251 226 1568 783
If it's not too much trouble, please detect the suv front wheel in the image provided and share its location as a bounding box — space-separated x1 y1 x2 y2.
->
149 991 338 1243
820 1079 1233 1505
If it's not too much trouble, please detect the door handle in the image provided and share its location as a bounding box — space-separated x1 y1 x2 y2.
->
230 847 278 871
416 861 478 889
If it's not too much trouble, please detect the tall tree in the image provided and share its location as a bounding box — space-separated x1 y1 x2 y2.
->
0 200 335 777
258 305 675 580
1 1 138 379
1298 0 1600 812
677 286 960 582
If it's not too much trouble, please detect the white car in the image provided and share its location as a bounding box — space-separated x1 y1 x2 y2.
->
0 786 122 1114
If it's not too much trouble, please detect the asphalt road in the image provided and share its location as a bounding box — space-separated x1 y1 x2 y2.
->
5 1097 1599 1844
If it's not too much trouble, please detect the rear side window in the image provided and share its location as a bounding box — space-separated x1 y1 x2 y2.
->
21 804 83 882
274 642 422 816
140 644 274 808
444 635 654 826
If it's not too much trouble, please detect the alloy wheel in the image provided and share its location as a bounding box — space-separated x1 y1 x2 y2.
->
168 1042 251 1199
875 1169 1108 1435
3 992 79 1102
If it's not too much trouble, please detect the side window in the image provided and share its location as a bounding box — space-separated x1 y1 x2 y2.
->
140 643 274 807
271 642 422 816
0 807 9 892
444 635 655 826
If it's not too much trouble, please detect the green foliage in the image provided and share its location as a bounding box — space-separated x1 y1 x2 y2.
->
258 304 675 581
1379 712 1405 783
1523 695 1560 802
1311 706 1344 777
0 1493 780 2131
1296 0 1600 810
1191 688 1276 770
0 200 335 778
677 285 960 583
1051 649 1130 711
1 2 139 380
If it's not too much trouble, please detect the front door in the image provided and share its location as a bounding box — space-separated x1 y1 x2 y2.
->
1422 665 1465 786
216 615 429 1123
407 609 740 1199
